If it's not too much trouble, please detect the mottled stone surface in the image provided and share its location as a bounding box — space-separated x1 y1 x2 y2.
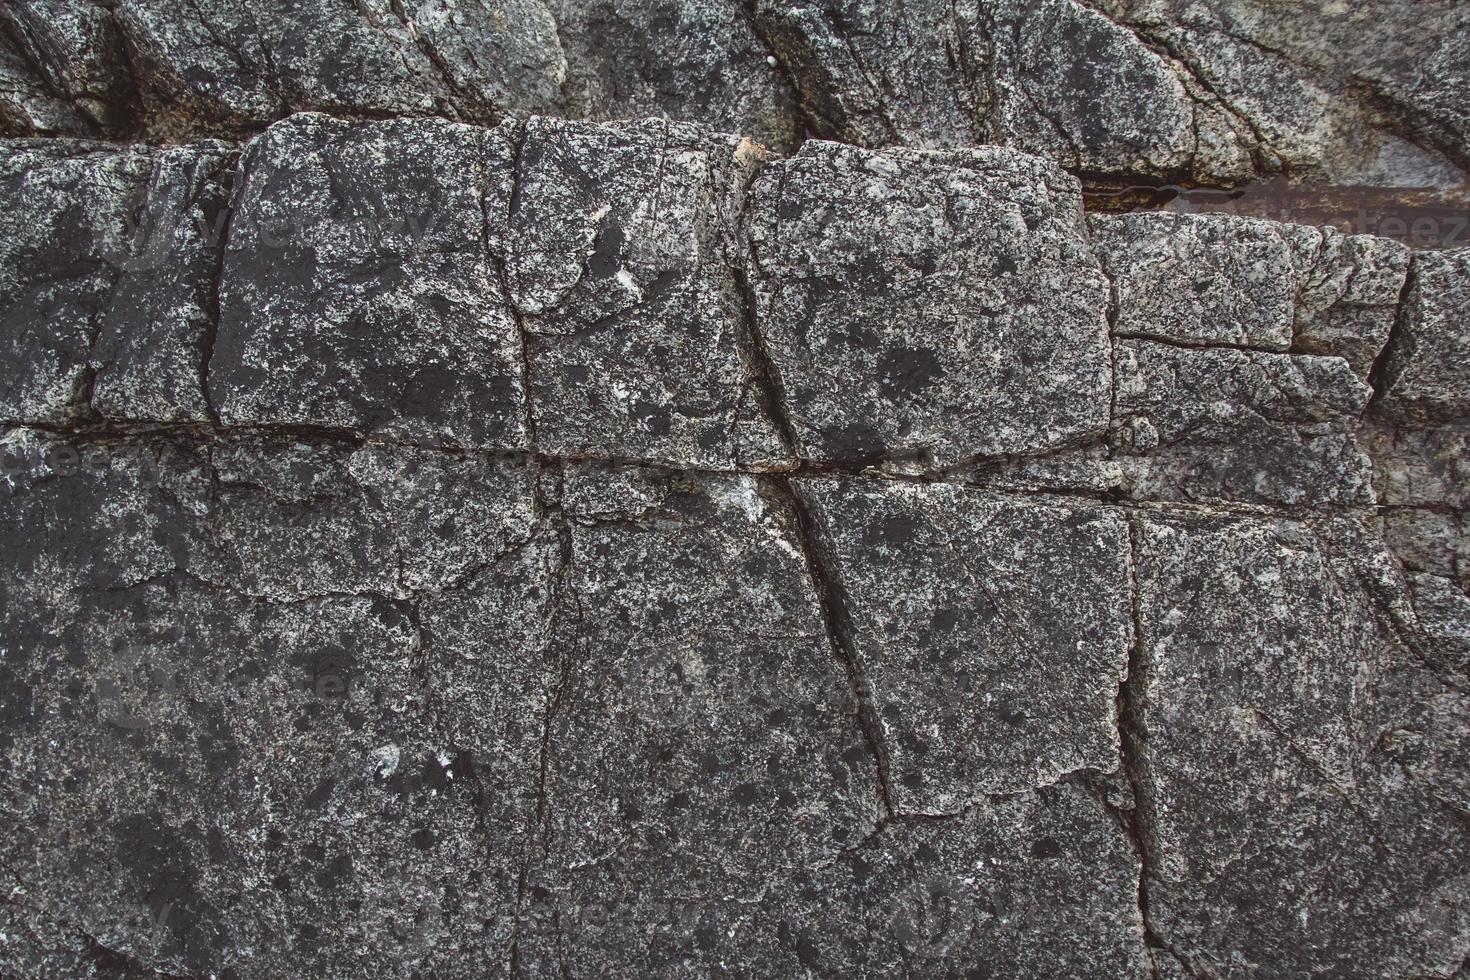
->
90 142 236 423
504 117 789 469
5 0 1470 193
1113 340 1376 506
1132 513 1470 977
796 478 1133 814
749 140 1112 468
1094 212 1303 351
1093 213 1411 370
548 0 800 152
1092 212 1410 376
212 114 528 449
0 0 136 137
0 140 152 422
69 0 801 150
1091 0 1470 186
5 71 1470 980
1378 248 1470 422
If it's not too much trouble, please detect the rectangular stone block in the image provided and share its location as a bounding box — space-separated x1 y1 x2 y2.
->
1378 248 1470 421
749 141 1113 468
504 118 790 470
0 140 152 422
1132 513 1470 978
795 477 1133 813
1113 339 1375 506
1091 212 1408 379
212 114 529 449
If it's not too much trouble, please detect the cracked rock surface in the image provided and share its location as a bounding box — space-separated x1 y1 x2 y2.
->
2 6 1470 979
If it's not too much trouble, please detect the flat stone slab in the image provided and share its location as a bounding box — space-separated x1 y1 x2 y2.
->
795 477 1133 814
1113 340 1376 506
211 114 529 449
748 140 1113 468
1132 512 1470 978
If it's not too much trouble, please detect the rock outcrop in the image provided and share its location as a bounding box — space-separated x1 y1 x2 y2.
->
2 6 1469 979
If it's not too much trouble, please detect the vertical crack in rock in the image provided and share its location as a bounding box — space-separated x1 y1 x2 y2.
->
1118 515 1199 979
400 595 433 722
1094 241 1123 438
385 0 477 121
739 0 817 143
80 155 157 420
198 150 242 425
1366 255 1421 409
946 0 995 145
768 475 897 817
509 466 577 977
732 161 799 465
484 119 536 451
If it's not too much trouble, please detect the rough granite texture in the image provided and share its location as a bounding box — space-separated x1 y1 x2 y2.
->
2 6 1470 979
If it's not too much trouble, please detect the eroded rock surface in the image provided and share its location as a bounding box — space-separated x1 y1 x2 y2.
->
6 0 1469 194
3 99 1470 980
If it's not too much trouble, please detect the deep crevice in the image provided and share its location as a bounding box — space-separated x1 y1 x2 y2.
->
198 149 243 424
765 474 896 818
1366 254 1420 408
1118 516 1207 979
730 154 801 464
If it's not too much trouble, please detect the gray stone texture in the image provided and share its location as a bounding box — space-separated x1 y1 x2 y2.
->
1377 248 1470 423
0 140 153 423
211 114 528 449
1091 212 1410 375
748 140 1112 468
1131 513 1470 977
5 0 1467 191
3 18 1470 973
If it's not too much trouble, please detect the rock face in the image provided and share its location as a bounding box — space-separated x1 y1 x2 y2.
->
6 0 1469 190
3 7 1470 980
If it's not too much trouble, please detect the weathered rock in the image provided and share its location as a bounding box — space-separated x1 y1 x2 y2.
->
513 466 884 975
1376 248 1470 422
761 785 1150 977
504 117 790 469
1092 0 1470 186
115 0 445 131
795 478 1133 814
100 0 805 150
749 140 1112 468
5 0 1469 191
1410 572 1470 671
548 0 801 152
0 140 153 423
0 29 91 136
397 0 568 119
1112 340 1376 506
1093 212 1302 351
90 142 236 423
984 0 1251 182
1091 212 1409 377
211 113 529 449
1362 421 1470 511
1131 512 1470 978
749 0 1468 185
0 0 136 137
751 0 988 150
7 71 1470 980
1287 224 1412 381
0 429 544 976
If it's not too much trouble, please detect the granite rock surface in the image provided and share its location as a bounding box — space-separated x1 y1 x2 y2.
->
2 6 1470 978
